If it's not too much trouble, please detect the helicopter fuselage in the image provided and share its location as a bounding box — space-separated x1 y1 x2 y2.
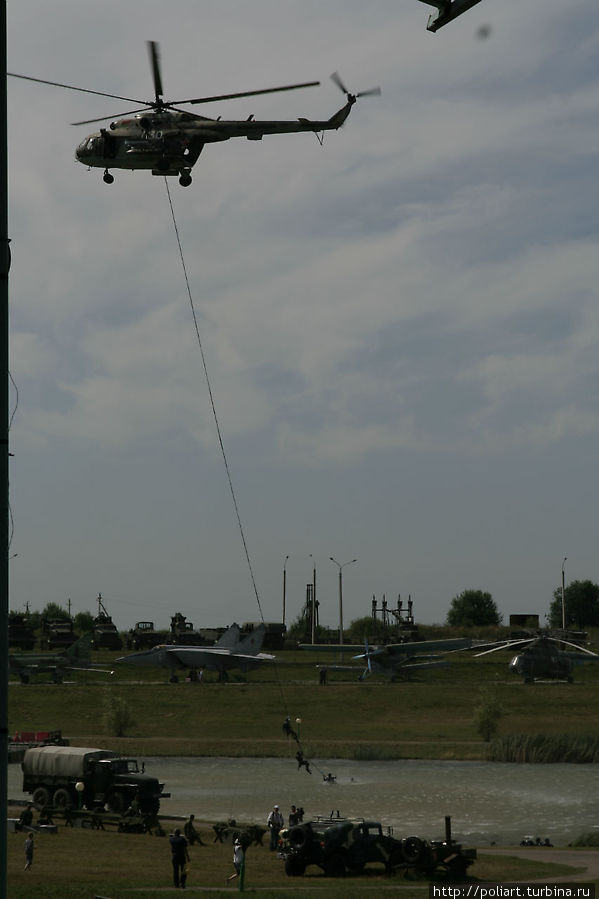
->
75 100 355 186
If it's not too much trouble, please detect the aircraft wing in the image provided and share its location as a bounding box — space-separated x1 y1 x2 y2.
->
115 644 275 673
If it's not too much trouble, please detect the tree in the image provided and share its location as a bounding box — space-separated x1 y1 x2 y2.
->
548 580 599 630
74 611 95 633
446 589 502 627
41 601 71 620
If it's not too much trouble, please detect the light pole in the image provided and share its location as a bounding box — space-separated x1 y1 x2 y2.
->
309 554 316 644
282 555 289 628
329 557 357 649
561 557 567 630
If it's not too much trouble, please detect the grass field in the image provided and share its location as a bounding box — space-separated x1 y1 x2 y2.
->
6 817 590 899
8 644 599 758
7 639 599 896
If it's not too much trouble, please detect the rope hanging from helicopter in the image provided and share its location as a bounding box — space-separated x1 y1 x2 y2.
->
163 179 332 788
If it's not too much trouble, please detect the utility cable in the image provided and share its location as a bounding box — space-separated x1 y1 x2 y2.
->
163 180 330 786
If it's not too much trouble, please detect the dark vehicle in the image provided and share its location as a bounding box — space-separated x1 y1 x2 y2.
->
90 595 123 650
8 612 36 650
126 621 168 650
242 621 287 651
40 616 78 650
168 612 205 645
281 815 476 879
22 745 168 815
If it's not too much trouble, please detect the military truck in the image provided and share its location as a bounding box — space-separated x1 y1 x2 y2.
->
280 815 476 878
8 612 36 650
125 621 168 650
22 745 168 815
40 616 78 650
90 595 123 650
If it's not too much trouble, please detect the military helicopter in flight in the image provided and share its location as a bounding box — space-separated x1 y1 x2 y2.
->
474 632 599 683
9 42 380 187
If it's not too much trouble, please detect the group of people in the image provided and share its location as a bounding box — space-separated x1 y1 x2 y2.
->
267 803 305 852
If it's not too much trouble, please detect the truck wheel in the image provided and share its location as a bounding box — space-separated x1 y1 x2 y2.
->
389 847 404 873
288 825 310 849
324 852 346 877
32 786 50 809
53 788 73 810
107 791 127 814
447 856 469 880
285 855 306 876
402 836 424 864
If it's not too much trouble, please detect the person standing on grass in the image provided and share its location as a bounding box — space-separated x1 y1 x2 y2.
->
169 827 190 888
267 804 284 851
24 832 34 871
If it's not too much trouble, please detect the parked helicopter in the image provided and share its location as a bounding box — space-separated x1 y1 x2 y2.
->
474 632 599 683
9 42 380 187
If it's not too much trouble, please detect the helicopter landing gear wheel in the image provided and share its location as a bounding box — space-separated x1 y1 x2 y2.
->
179 170 192 187
103 170 114 184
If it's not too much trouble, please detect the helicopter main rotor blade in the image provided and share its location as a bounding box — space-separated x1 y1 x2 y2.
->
8 71 151 107
147 40 164 104
71 107 152 126
178 80 320 107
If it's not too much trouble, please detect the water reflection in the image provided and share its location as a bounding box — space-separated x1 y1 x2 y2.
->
9 757 597 846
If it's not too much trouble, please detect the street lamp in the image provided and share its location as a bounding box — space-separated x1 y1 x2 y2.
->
282 555 289 627
561 557 567 630
329 557 357 649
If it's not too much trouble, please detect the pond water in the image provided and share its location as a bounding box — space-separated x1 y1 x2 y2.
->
9 756 597 846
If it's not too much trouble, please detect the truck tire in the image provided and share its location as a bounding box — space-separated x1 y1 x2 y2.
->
107 791 127 814
32 786 50 809
323 852 346 877
53 788 73 810
402 836 424 864
285 855 306 876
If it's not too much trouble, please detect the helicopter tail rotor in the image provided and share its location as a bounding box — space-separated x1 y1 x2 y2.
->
331 71 381 103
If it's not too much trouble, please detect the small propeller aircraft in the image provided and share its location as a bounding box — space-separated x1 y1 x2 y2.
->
115 622 275 682
353 637 474 680
8 634 113 684
419 0 485 33
9 42 380 187
474 633 599 683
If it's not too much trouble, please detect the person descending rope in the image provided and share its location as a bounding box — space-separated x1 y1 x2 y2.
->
282 716 299 742
295 750 312 775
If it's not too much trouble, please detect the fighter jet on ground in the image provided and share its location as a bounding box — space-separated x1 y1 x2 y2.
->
8 634 112 684
115 622 275 682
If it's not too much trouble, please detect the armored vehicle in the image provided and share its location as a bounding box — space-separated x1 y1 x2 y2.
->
22 745 168 815
90 593 123 650
125 621 167 650
8 612 36 650
281 815 476 879
40 616 78 650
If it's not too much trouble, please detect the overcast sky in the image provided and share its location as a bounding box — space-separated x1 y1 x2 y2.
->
6 1 599 634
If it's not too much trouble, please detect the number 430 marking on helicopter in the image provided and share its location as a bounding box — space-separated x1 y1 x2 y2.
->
9 41 380 187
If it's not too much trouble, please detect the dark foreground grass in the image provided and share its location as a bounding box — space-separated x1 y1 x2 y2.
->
7 821 589 899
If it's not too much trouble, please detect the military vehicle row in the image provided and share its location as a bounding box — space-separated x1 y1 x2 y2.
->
280 814 476 879
22 745 168 815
